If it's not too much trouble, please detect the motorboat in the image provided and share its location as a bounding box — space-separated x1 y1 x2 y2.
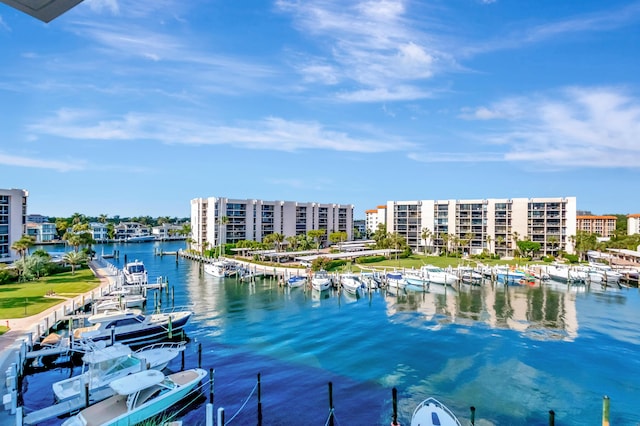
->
93 289 146 312
126 234 156 243
72 308 192 346
385 272 408 290
311 270 332 291
420 265 459 286
455 266 483 285
543 264 588 284
123 260 148 286
204 259 237 277
340 273 363 294
287 275 307 288
411 397 461 426
62 368 207 426
52 341 185 402
491 265 527 285
403 269 429 291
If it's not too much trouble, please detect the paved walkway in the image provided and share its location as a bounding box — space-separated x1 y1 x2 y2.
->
0 260 117 424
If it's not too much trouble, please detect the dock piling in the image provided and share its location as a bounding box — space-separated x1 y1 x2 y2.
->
549 409 555 426
257 373 262 425
470 406 476 425
602 396 610 426
391 387 399 425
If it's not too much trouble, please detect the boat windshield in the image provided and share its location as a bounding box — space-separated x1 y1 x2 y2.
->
128 264 145 273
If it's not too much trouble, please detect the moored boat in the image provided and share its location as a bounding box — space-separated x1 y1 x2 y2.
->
311 269 332 291
287 275 307 288
411 397 461 426
62 368 207 426
123 260 148 286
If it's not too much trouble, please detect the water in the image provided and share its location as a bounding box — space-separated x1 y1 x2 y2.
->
23 241 640 425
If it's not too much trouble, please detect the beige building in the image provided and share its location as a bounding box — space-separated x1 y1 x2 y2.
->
628 214 640 236
374 197 577 257
0 188 28 263
577 215 617 238
190 197 354 252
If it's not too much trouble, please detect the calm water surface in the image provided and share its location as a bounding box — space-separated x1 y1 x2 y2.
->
24 241 640 425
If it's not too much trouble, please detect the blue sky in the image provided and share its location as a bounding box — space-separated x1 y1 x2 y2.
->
1 0 639 219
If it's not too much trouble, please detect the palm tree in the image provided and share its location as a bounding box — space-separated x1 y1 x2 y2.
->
271 233 285 252
547 236 559 257
308 230 326 251
496 236 505 256
11 235 35 260
465 232 474 257
485 234 492 254
511 231 520 257
98 214 108 224
420 228 432 255
63 251 86 275
286 236 299 251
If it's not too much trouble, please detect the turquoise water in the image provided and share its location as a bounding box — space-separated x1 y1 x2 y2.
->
24 241 640 425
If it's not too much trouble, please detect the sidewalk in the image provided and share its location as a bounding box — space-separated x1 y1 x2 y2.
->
0 260 118 424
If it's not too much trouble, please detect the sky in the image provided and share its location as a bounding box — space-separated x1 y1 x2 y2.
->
1 0 639 219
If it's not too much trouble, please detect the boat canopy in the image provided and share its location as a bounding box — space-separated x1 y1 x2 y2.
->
110 370 164 395
82 343 131 364
387 273 403 279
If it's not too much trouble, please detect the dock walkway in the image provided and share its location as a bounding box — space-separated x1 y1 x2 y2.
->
0 259 118 425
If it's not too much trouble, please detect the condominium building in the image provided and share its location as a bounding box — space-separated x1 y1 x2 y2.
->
628 214 640 236
0 188 28 263
190 197 354 252
577 215 617 238
365 205 387 234
378 197 577 257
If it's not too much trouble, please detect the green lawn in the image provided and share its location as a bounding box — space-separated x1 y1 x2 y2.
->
347 254 539 271
0 268 100 319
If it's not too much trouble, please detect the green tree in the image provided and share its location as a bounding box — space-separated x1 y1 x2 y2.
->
516 240 541 258
63 251 86 275
11 235 35 260
308 229 326 251
421 228 432 255
329 231 348 250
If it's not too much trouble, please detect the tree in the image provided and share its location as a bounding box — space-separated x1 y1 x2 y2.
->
63 233 83 252
516 240 541 259
286 236 299 251
496 236 505 256
329 231 348 250
485 234 492 254
420 228 432 255
372 223 388 248
511 231 520 256
98 214 108 224
11 235 35 260
465 232 474 256
547 236 559 257
63 251 86 275
574 231 598 261
307 230 326 251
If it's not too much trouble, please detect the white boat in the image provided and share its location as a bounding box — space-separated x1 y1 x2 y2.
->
386 272 408 290
340 273 363 294
126 234 156 243
204 259 237 278
543 264 588 284
411 397 461 426
311 270 332 291
93 289 146 312
123 260 148 286
73 308 192 346
62 368 207 426
456 266 483 285
52 341 185 402
287 275 307 288
403 270 429 291
420 265 459 286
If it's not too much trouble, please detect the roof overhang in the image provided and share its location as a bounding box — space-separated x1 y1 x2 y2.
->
0 0 84 23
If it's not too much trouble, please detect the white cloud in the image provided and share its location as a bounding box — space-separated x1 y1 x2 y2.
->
0 152 85 172
27 110 416 153
462 86 640 168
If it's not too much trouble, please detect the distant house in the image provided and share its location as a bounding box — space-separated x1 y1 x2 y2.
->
628 214 640 236
114 222 151 241
90 222 110 242
152 223 185 241
26 222 57 243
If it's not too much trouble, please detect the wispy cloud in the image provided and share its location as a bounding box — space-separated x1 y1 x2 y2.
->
276 0 455 102
460 86 640 168
0 152 85 172
27 109 415 153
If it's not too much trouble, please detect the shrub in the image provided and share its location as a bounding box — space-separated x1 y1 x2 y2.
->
356 256 386 264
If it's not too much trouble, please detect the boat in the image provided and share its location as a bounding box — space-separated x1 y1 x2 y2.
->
62 368 207 426
311 270 332 291
123 260 148 286
52 341 185 402
492 265 527 285
340 273 363 294
385 272 408 290
420 265 459 286
403 270 429 291
126 234 156 243
287 275 307 288
72 308 192 346
204 259 237 278
543 264 588 284
411 397 461 426
93 289 146 312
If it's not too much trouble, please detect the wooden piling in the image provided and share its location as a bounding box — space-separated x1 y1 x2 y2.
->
328 381 334 426
602 396 610 426
549 409 555 426
391 387 399 425
470 406 476 425
257 373 262 425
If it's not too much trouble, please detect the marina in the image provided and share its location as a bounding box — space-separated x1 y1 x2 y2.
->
3 240 640 425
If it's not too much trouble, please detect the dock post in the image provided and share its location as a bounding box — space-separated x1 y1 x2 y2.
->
209 368 214 404
198 342 202 368
391 387 399 425
217 407 225 426
111 328 116 345
257 373 262 426
549 409 555 426
328 381 334 426
206 403 214 426
602 396 610 426
84 381 89 408
470 406 476 425
181 348 185 370
15 406 22 426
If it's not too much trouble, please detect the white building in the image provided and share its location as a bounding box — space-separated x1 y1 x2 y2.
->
152 223 185 241
365 205 387 234
628 214 640 236
26 222 57 243
379 197 577 257
90 222 110 242
0 188 28 263
190 197 354 252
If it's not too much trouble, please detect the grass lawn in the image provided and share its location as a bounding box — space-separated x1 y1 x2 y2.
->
345 254 539 271
0 325 7 335
0 268 100 319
